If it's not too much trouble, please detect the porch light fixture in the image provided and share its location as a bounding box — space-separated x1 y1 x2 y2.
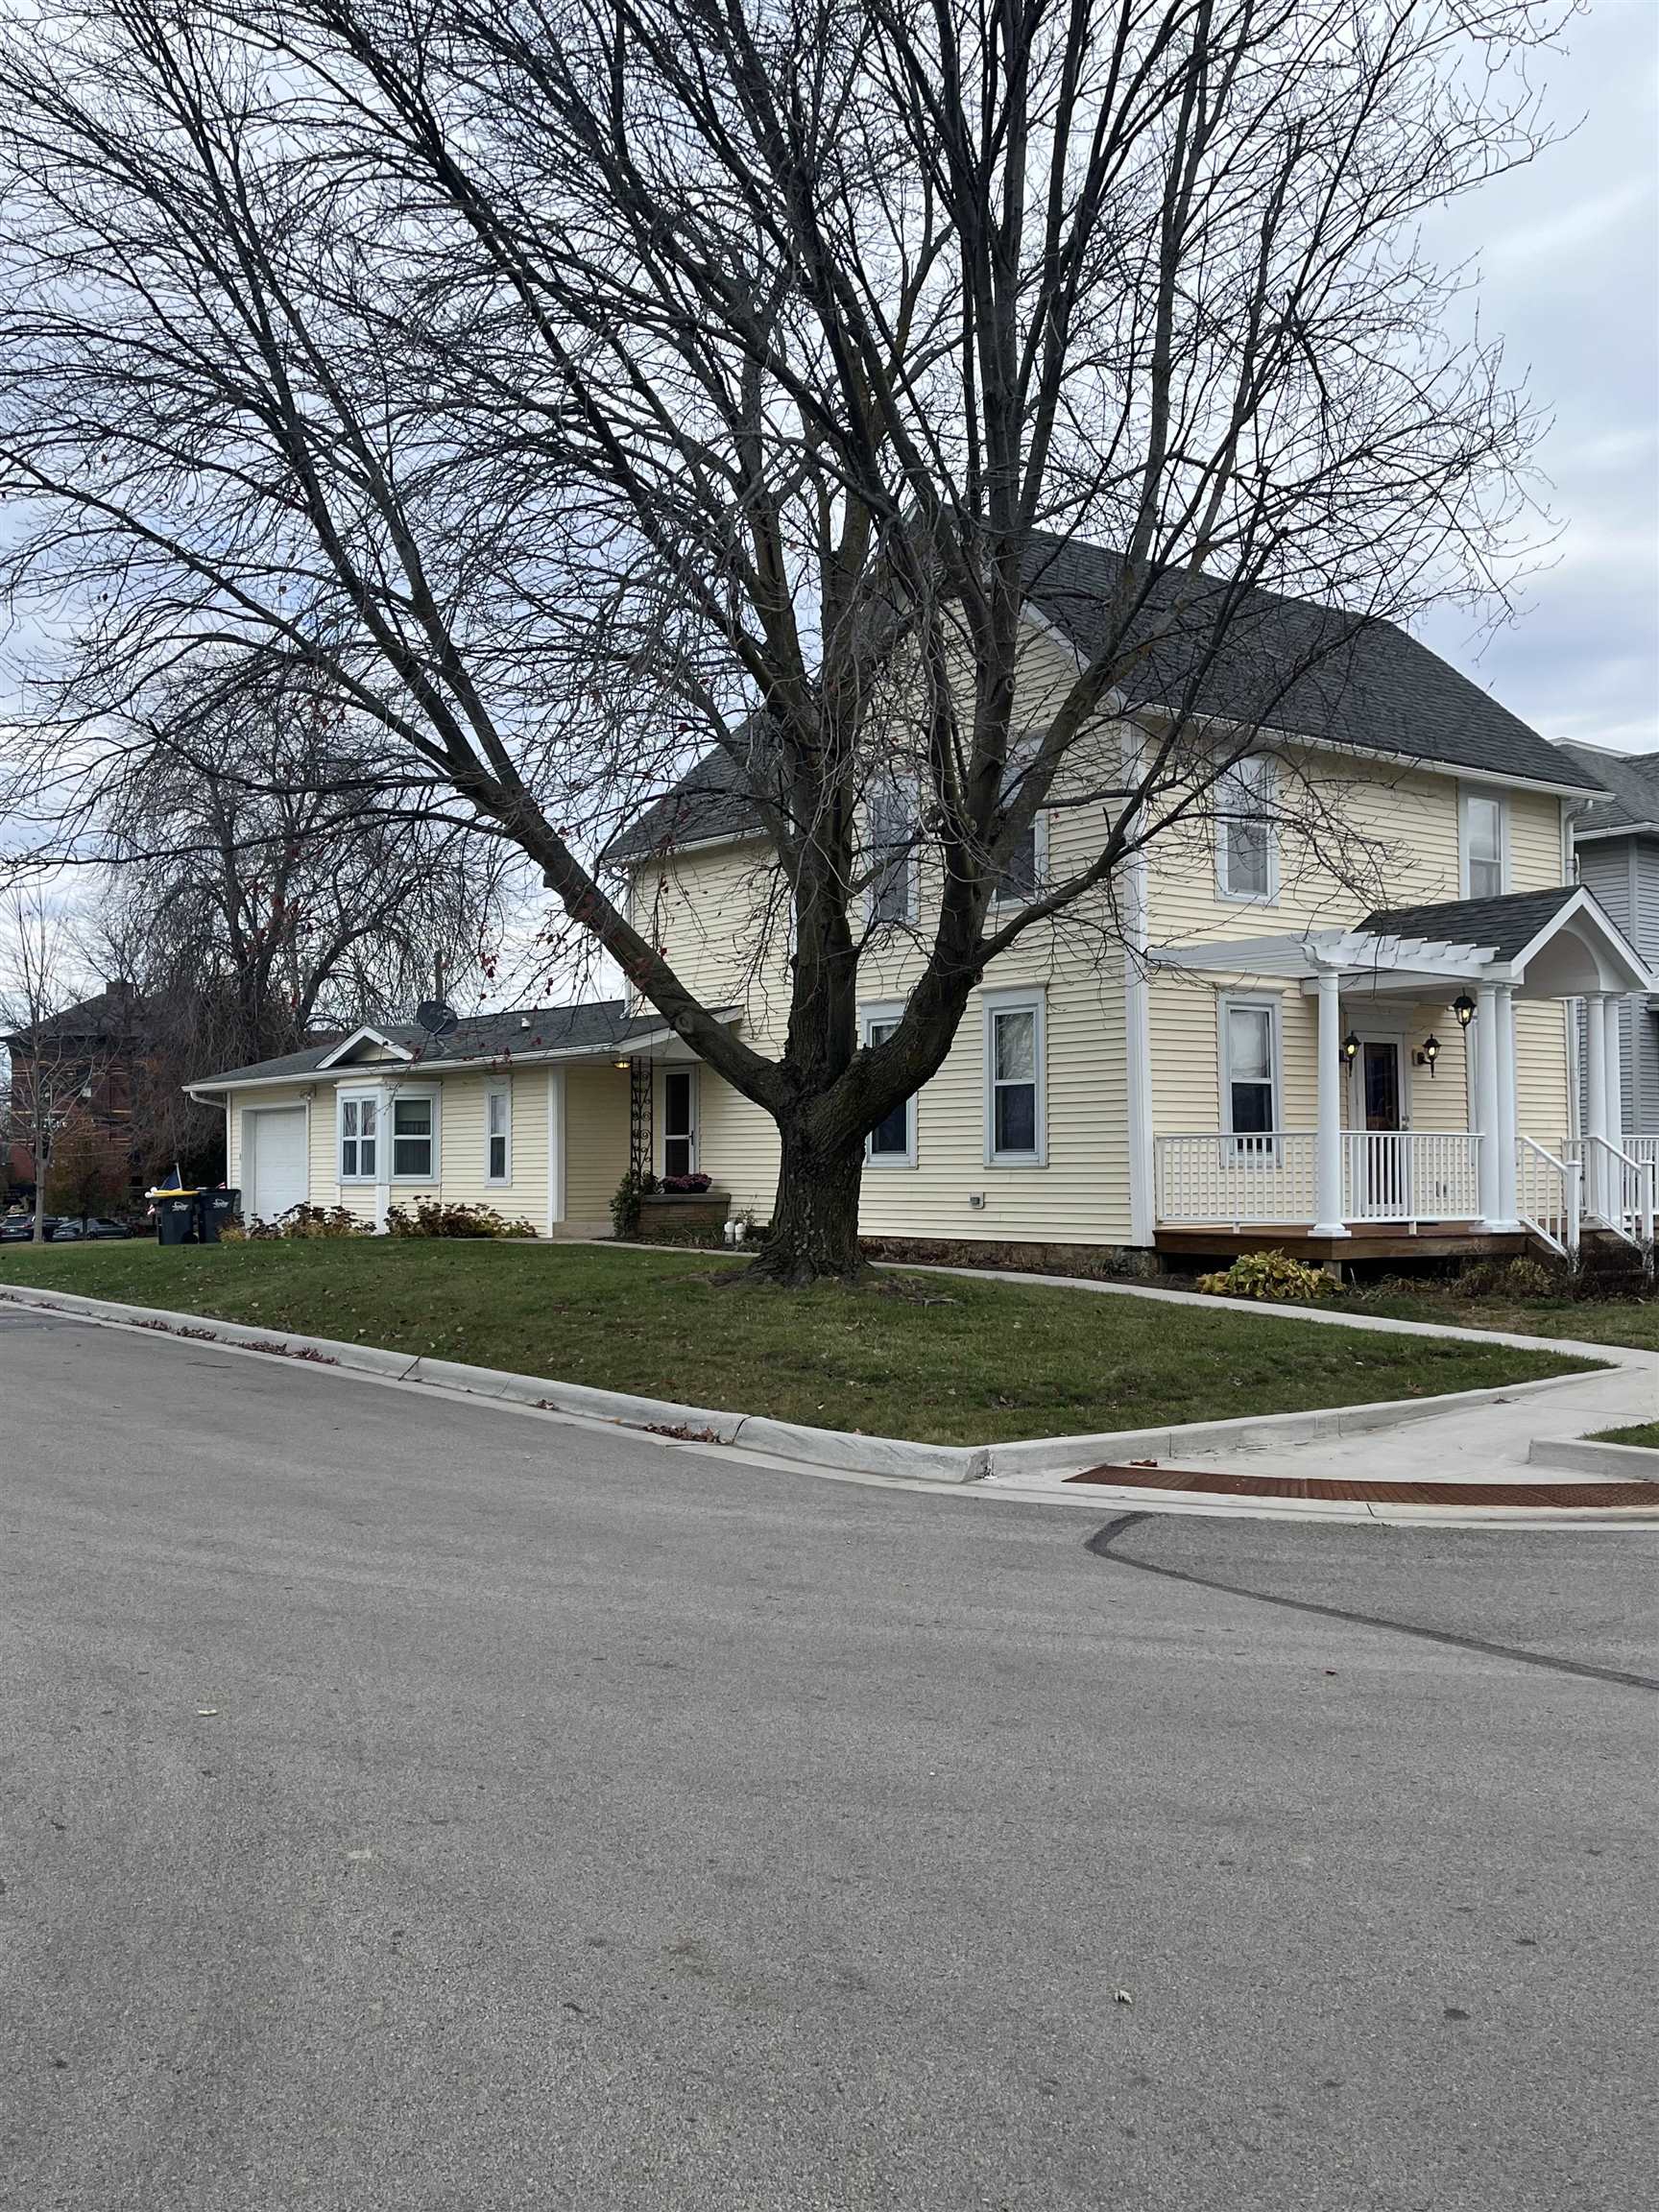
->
613 1058 632 1070
1339 1030 1360 1066
1453 992 1476 1030
1416 1033 1441 1077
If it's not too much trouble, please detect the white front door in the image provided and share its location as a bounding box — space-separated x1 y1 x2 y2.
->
244 1106 308 1222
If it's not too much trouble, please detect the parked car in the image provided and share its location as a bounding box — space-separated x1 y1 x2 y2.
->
49 1216 132 1241
0 1214 53 1241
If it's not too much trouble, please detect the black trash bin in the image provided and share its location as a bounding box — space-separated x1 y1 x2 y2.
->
155 1191 198 1245
196 1188 241 1243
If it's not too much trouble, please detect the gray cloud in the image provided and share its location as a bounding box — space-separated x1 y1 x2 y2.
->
1416 1 1659 755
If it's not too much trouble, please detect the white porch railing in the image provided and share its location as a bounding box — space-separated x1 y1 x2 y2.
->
1154 1130 1483 1229
1155 1132 1317 1226
1517 1139 1580 1261
1339 1132 1481 1223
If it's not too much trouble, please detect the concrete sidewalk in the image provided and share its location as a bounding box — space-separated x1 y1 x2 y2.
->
985 1347 1659 1524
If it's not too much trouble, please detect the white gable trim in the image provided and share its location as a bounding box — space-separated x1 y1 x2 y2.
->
315 1025 417 1070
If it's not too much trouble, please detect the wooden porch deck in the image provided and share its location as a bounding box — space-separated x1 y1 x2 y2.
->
1153 1220 1532 1264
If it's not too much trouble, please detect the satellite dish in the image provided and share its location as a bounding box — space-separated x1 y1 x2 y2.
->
415 999 460 1040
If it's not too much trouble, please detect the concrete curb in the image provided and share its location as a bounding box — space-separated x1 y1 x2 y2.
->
1527 1434 1659 1483
0 1279 1615 1489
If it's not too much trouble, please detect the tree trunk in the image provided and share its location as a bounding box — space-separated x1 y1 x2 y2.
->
743 1118 868 1286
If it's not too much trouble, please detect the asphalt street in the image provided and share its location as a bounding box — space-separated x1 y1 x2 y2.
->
1 1306 1654 2212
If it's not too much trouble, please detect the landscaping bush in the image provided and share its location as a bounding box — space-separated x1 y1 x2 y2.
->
385 1198 537 1238
1196 1249 1331 1303
610 1167 656 1238
269 1204 370 1239
1449 1255 1562 1302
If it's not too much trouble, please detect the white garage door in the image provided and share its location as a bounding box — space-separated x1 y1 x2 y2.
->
244 1107 309 1222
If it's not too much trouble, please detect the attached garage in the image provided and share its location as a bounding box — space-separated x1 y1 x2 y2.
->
242 1104 309 1223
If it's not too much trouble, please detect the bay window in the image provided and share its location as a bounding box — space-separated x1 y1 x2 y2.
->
338 1094 377 1182
390 1093 438 1181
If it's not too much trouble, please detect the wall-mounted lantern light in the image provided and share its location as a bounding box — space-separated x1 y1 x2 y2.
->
1453 992 1477 1030
1415 1034 1441 1077
1340 1030 1360 1066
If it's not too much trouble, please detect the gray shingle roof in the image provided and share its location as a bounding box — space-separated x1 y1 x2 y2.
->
1360 886 1578 962
1553 743 1659 836
610 535 1602 860
1022 537 1601 791
191 999 665 1089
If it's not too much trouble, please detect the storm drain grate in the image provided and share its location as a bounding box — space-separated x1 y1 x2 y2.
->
1064 1465 1659 1509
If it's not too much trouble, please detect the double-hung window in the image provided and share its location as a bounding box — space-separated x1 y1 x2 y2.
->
486 1084 512 1185
867 778 916 926
1460 789 1506 899
390 1093 437 1181
1220 998 1279 1159
983 992 1046 1166
661 1069 697 1178
338 1094 377 1182
994 739 1047 906
861 1008 917 1166
1216 756 1278 902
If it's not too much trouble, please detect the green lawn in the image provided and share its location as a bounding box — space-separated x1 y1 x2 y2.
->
1334 1286 1659 1354
0 1238 1599 1446
1586 1422 1659 1450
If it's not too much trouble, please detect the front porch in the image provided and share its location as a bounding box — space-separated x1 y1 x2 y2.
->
1150 887 1658 1264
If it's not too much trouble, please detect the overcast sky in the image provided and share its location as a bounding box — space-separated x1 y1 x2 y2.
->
1415 0 1659 756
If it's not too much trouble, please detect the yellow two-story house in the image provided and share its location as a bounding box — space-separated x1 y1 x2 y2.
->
194 542 1654 1268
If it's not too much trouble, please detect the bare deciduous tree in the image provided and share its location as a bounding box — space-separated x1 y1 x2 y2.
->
0 0 1560 1278
0 889 121 1243
74 655 517 1176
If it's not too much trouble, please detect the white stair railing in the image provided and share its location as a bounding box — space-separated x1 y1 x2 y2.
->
1578 1134 1655 1249
1516 1139 1580 1262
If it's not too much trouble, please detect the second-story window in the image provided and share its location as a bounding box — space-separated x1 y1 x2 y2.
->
1216 756 1277 902
867 778 916 926
1461 789 1506 899
994 740 1047 906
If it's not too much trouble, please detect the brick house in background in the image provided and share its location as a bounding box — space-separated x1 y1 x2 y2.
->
3 981 144 1200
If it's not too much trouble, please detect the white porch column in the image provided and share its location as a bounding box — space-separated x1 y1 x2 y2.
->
1585 993 1609 1220
1475 982 1501 1226
373 1079 393 1233
1494 986 1519 1229
1312 968 1349 1239
1604 998 1625 1156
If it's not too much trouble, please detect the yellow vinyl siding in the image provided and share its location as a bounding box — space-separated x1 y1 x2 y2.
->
563 1066 630 1233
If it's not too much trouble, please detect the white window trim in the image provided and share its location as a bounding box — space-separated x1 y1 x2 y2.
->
485 1079 513 1186
1459 785 1509 899
1214 756 1280 906
336 1087 380 1185
865 775 920 929
860 1003 918 1168
1217 993 1284 1149
388 1086 442 1184
990 808 1049 912
982 986 1047 1167
659 1064 699 1178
